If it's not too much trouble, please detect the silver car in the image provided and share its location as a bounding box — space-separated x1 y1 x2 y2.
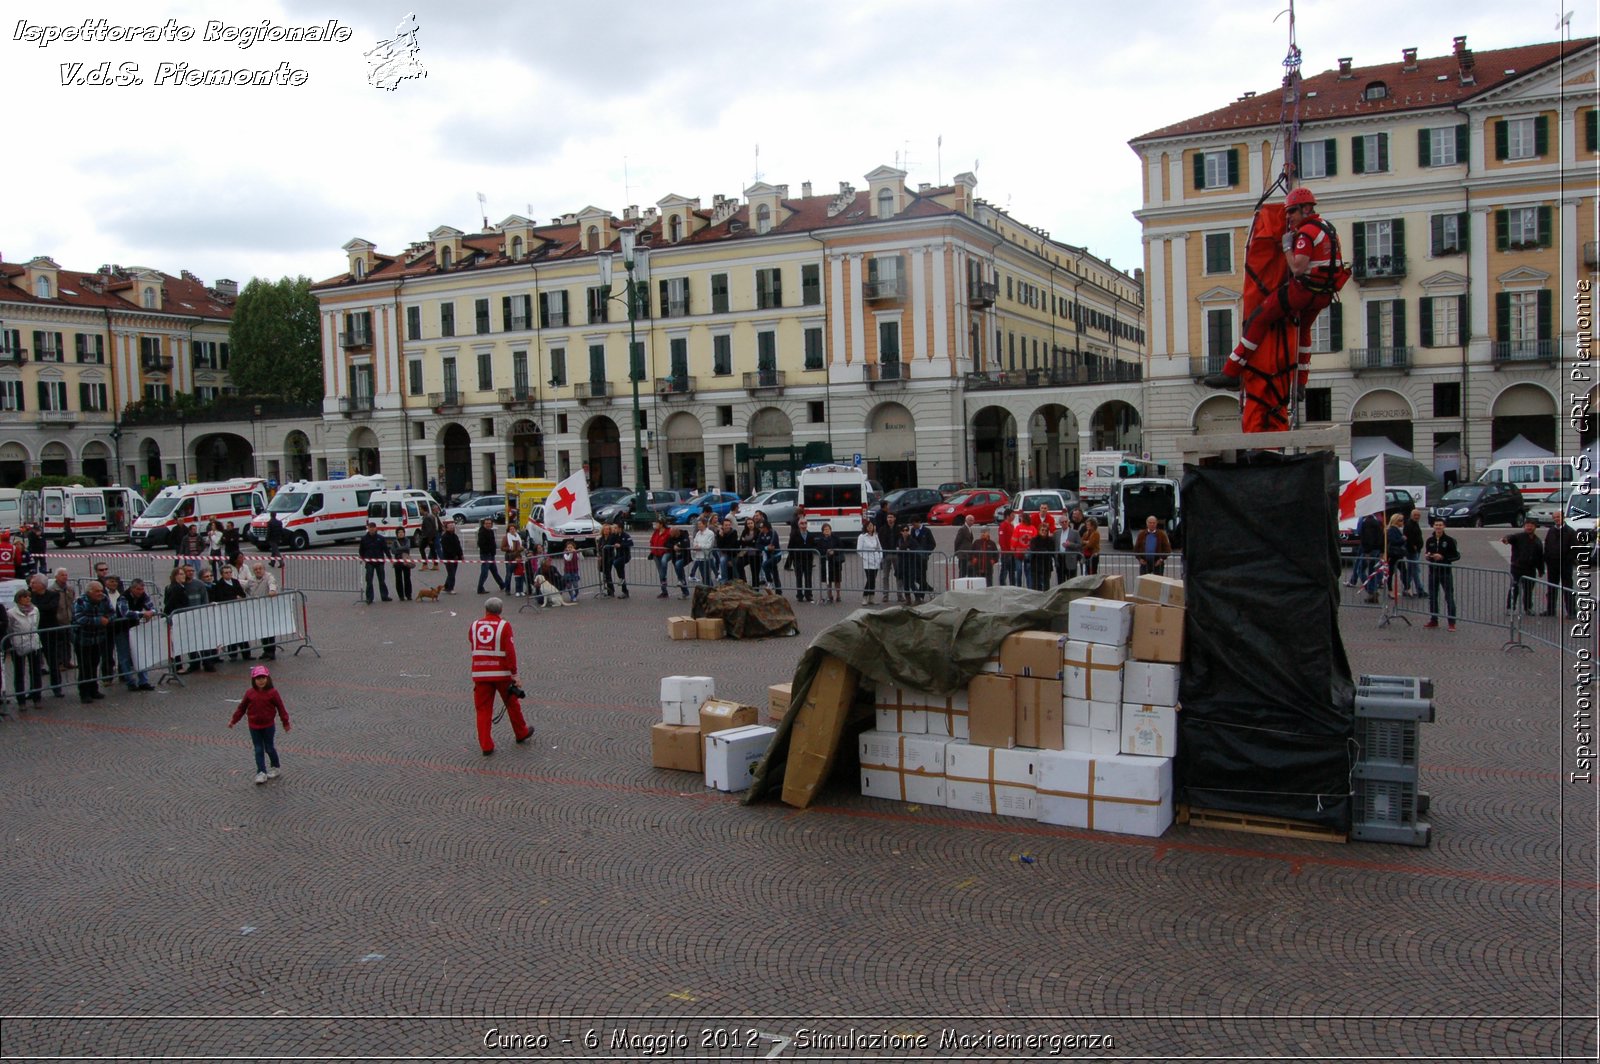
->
732 487 800 527
446 494 507 525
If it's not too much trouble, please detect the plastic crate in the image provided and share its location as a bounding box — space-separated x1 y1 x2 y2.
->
1352 775 1431 847
1356 716 1420 768
1358 674 1435 700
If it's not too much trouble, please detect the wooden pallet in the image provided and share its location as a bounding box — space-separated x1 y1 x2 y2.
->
1179 804 1348 843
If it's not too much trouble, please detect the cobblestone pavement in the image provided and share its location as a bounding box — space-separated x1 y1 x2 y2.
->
0 538 1594 1061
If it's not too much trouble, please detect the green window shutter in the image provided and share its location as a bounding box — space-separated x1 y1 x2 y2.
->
1589 110 1598 153
1325 138 1338 176
1226 149 1239 186
658 279 669 316
1537 289 1553 341
1494 293 1510 342
501 296 512 329
1377 133 1389 172
78 382 90 410
37 382 48 409
1534 115 1549 156
1292 141 1302 175
1458 212 1470 254
1327 302 1343 351
1537 206 1553 247
1417 128 1431 167
1458 295 1470 342
1366 301 1380 346
1352 135 1365 173
1419 297 1434 347
1352 223 1366 270
1193 152 1205 189
1494 120 1508 160
1430 215 1444 256
1495 210 1508 251
1393 299 1407 348
1392 218 1405 266
1455 124 1469 162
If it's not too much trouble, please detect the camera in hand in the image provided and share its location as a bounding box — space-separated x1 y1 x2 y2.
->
507 682 527 699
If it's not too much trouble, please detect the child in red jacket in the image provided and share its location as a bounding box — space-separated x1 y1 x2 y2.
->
229 665 291 785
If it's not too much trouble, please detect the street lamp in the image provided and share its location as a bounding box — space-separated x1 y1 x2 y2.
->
177 409 188 483
599 228 650 523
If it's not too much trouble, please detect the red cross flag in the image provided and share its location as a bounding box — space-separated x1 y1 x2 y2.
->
1338 459 1386 522
547 470 592 524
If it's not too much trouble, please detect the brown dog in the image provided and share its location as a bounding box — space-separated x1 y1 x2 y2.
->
415 585 443 602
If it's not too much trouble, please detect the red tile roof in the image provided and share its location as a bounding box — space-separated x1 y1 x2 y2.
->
0 261 235 318
1133 37 1594 143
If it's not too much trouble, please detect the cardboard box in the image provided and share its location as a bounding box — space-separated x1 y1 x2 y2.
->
951 576 988 591
1090 574 1126 600
782 654 861 808
660 675 716 726
966 674 1017 749
696 616 726 640
1066 698 1120 732
1036 750 1173 837
667 616 698 640
1130 603 1185 664
1066 598 1135 647
650 722 704 772
999 631 1068 679
1065 724 1121 755
705 724 776 792
1064 640 1126 704
874 704 928 734
699 698 758 735
858 730 947 804
978 654 1003 675
923 702 970 740
1135 574 1185 607
768 682 792 722
1123 660 1181 707
944 742 1039 818
1016 677 1064 750
1121 702 1179 758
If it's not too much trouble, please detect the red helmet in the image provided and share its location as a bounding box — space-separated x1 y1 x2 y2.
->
1285 187 1316 208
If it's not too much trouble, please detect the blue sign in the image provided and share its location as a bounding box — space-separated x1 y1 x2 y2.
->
852 453 862 467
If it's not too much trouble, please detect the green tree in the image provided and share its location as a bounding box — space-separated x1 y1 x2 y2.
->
228 276 323 404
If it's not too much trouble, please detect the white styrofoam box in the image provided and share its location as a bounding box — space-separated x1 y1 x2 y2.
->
1064 640 1127 704
1064 697 1119 730
1066 598 1136 647
944 741 1038 818
660 675 715 725
1065 724 1120 755
1123 660 1181 708
951 576 988 591
857 730 947 803
1036 750 1174 837
704 724 775 792
1121 702 1179 758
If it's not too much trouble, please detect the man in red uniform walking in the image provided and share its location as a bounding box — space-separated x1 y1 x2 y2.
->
468 597 533 755
1204 186 1349 395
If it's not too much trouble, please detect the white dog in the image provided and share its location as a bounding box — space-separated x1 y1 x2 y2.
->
532 574 562 607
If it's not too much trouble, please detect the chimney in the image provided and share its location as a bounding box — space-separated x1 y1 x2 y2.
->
1337 57 1354 78
622 204 638 221
1457 41 1475 85
801 181 812 198
918 182 930 193
214 279 238 298
1133 268 1145 289
774 184 788 198
1453 35 1468 55
1401 47 1418 71
181 269 200 283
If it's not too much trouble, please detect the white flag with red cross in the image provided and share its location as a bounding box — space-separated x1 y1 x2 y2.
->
547 471 592 524
1338 459 1386 522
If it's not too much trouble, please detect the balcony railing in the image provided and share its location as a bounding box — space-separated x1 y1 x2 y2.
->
427 390 462 411
1349 346 1412 373
864 360 908 387
1492 338 1558 364
863 277 906 301
655 375 696 399
77 351 105 365
339 395 376 416
507 316 530 332
1189 354 1228 380
140 354 174 373
3 350 25 365
338 330 373 348
37 409 77 426
665 300 690 317
498 386 536 407
574 380 611 403
969 280 999 307
1353 254 1407 282
34 346 63 362
966 361 1145 390
743 369 785 393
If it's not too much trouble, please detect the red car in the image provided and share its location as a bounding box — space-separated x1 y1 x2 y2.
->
928 488 1010 525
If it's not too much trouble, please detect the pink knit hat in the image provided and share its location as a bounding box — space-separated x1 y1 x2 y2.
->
250 665 270 679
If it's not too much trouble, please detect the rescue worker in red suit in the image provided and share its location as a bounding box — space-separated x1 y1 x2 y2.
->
1204 186 1349 422
0 530 17 580
468 596 533 755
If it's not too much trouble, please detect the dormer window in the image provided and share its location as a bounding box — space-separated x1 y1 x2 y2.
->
669 214 682 242
440 247 452 269
877 188 894 219
756 204 772 234
354 260 366 280
510 235 524 259
141 287 155 308
1363 81 1388 101
34 277 51 299
586 225 599 251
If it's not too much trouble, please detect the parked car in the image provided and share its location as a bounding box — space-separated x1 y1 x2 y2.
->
1428 482 1526 527
997 488 1077 522
665 491 742 524
937 481 973 498
732 487 800 527
1337 488 1417 557
594 490 688 528
447 493 508 525
878 487 946 524
1527 484 1579 526
928 489 1010 526
445 489 488 509
587 487 631 512
523 501 599 553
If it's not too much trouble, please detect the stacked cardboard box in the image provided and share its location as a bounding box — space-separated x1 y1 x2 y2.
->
706 723 776 792
665 616 726 640
1120 574 1184 760
652 676 761 776
1064 596 1136 755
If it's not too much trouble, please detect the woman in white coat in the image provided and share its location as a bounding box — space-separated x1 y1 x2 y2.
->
856 519 884 605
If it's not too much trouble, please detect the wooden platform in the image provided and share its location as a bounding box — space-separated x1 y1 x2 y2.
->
1179 804 1349 843
1181 424 1351 464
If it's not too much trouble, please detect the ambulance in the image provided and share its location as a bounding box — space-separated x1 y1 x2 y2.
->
130 477 268 550
364 487 439 545
250 475 386 551
797 463 870 542
31 485 147 547
0 488 26 534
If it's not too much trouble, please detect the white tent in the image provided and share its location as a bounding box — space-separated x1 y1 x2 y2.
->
1351 435 1413 462
1491 434 1553 460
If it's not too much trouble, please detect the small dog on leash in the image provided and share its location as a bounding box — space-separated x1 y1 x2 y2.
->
532 575 561 607
415 586 443 602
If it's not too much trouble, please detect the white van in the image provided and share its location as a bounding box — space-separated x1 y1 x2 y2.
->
1478 457 1575 501
0 488 25 534
365 488 439 545
249 475 385 551
31 485 147 546
130 478 268 550
798 463 870 541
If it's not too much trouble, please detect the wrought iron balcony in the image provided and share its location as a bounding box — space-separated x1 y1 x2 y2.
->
1349 346 1412 373
966 361 1146 390
574 380 612 403
743 369 785 394
339 394 376 416
498 386 536 407
338 330 373 348
655 375 696 400
1353 254 1406 283
427 390 462 412
37 409 77 426
969 280 998 307
3 349 25 365
140 353 173 373
863 277 906 301
1189 354 1228 380
34 345 63 362
1492 338 1558 364
864 360 909 387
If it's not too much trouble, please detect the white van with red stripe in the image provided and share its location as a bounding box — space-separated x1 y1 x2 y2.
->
130 477 268 550
249 475 385 551
798 463 870 542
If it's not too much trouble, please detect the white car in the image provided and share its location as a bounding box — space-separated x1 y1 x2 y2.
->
1528 485 1578 526
732 487 799 526
524 502 599 553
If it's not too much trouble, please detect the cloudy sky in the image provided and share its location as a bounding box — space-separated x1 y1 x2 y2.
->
5 0 1591 289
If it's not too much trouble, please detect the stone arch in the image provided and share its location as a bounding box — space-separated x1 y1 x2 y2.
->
1350 388 1415 459
1027 402 1080 491
283 430 313 483
1489 382 1558 455
1089 399 1141 453
663 411 704 490
508 417 544 478
583 415 622 488
435 423 469 493
139 437 163 481
866 401 916 490
0 440 30 487
192 431 254 481
81 441 112 485
1191 394 1242 435
40 441 70 477
349 425 382 478
971 405 1018 491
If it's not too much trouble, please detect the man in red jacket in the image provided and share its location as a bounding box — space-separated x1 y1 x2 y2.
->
469 597 533 755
